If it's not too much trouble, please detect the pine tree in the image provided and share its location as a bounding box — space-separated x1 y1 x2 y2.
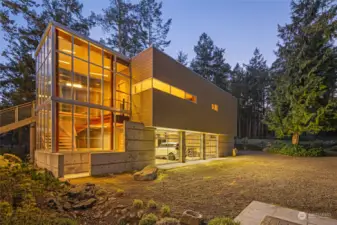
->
94 0 143 57
190 33 215 81
191 33 231 89
265 0 337 144
0 0 95 106
176 51 188 66
137 0 172 50
213 47 231 90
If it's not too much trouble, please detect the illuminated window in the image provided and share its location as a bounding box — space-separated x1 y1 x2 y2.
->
153 79 170 93
116 58 130 76
90 44 102 66
185 92 197 103
57 29 72 54
171 86 185 99
212 104 219 112
132 78 197 104
73 37 88 61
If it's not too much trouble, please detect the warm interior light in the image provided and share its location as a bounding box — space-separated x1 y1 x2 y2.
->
62 49 76 54
104 66 110 69
59 60 70 65
91 72 108 77
66 82 83 88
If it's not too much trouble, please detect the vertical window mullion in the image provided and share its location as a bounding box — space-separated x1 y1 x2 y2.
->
101 49 104 150
87 44 90 150
71 36 74 152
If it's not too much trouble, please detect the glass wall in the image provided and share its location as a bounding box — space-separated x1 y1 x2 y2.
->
35 25 131 152
54 27 131 152
36 28 52 151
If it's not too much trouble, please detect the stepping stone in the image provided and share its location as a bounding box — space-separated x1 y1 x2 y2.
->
261 216 301 225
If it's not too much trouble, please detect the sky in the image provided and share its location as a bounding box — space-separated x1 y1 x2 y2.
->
0 0 292 68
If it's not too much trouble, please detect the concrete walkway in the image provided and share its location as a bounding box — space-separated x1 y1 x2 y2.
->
235 201 337 225
157 157 229 169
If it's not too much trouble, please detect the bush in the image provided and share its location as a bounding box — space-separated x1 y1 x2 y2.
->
139 213 158 225
115 188 124 197
147 199 157 209
160 205 171 217
133 199 144 209
267 143 324 157
96 188 107 196
208 217 240 225
156 217 180 225
53 218 78 225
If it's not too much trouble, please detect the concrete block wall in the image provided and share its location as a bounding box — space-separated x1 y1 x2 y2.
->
218 134 234 157
90 121 155 176
63 152 90 175
34 151 64 177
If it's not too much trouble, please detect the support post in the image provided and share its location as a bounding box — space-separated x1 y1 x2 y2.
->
30 122 36 163
202 133 206 160
179 131 186 163
15 106 19 123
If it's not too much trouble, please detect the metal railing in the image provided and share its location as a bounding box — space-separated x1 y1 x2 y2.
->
0 101 35 133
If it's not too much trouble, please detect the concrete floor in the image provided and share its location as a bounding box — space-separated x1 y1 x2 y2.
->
235 201 337 225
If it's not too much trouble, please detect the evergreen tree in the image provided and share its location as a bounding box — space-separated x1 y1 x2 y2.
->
190 33 215 81
176 50 188 66
94 0 143 57
213 47 231 90
137 0 172 50
0 0 95 106
191 33 230 88
265 0 337 144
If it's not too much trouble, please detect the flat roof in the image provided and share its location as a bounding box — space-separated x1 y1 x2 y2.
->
34 21 130 62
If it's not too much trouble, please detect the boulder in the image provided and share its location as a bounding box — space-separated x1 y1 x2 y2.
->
3 153 22 163
67 186 83 198
133 165 158 181
72 198 96 210
180 210 203 225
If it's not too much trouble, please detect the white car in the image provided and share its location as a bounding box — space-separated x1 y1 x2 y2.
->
155 142 179 160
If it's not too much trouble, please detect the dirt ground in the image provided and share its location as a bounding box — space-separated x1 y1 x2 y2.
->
71 152 337 221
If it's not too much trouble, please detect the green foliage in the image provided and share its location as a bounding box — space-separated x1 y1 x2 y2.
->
191 33 231 90
53 218 78 225
115 188 125 197
176 51 188 66
147 199 157 209
0 0 95 106
160 205 171 217
208 217 241 225
265 0 337 139
139 213 158 225
156 217 180 225
133 199 144 209
268 143 325 157
0 162 73 225
94 0 172 57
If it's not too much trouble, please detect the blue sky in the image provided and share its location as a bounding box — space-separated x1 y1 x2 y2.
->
0 0 292 67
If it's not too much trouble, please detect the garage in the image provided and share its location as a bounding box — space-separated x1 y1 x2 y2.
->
155 129 180 165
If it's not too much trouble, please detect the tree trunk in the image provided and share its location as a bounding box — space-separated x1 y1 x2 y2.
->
292 133 299 145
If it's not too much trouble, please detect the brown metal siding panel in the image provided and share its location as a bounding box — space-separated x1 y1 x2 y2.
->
130 48 154 125
152 47 237 135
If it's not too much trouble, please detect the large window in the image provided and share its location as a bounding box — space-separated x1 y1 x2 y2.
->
133 78 197 104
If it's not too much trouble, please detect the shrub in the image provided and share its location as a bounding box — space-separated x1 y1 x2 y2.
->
0 201 12 223
96 188 107 196
156 217 180 225
147 199 157 209
160 205 171 217
133 199 144 209
208 217 240 225
53 218 78 225
115 188 124 197
267 143 324 157
139 213 158 225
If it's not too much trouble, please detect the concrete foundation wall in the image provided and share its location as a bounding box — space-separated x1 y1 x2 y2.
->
63 152 90 175
90 121 155 176
34 151 64 177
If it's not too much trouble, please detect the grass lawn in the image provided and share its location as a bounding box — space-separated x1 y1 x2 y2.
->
71 152 337 221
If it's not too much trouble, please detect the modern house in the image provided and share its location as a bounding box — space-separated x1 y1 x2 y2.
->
33 21 237 177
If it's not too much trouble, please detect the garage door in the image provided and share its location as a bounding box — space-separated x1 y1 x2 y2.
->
205 134 218 158
185 132 202 161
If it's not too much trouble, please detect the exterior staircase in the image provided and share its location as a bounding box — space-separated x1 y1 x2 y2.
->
0 101 36 134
